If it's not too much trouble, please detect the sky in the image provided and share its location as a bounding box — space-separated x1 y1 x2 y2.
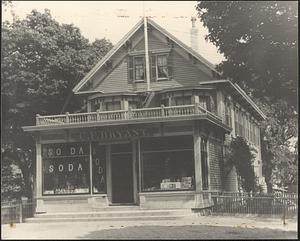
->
2 1 224 65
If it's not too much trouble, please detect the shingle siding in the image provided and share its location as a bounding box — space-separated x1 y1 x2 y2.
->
209 139 223 191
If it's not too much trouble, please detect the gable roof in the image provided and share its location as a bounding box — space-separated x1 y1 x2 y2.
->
73 17 220 94
200 79 266 120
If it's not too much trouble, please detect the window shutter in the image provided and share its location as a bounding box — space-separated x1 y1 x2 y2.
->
150 55 157 81
167 51 173 80
128 56 134 83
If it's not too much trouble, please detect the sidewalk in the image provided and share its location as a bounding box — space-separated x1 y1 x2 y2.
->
1 215 297 239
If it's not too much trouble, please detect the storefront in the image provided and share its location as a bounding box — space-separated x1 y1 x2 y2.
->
26 119 228 212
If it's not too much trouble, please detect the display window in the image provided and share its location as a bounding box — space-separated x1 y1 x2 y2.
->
42 143 90 195
92 143 106 194
141 136 195 192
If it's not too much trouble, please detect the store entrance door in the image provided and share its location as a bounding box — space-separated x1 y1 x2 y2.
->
111 143 134 204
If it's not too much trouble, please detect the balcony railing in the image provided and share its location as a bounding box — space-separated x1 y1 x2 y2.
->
36 104 222 126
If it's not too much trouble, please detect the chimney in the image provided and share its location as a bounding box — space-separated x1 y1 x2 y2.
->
190 17 199 52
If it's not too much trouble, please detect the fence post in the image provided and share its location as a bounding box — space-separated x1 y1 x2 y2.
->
19 202 23 223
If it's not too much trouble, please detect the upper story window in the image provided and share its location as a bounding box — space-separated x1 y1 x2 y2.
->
134 56 145 81
157 55 168 79
174 96 191 106
128 51 172 83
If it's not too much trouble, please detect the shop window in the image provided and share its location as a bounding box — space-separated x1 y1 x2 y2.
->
92 143 106 194
201 138 209 190
42 143 90 195
141 136 195 192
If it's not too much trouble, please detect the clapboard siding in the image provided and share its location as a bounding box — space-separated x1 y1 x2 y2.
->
134 33 168 51
96 59 133 93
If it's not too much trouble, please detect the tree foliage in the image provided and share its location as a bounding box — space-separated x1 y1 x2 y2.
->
1 9 113 200
196 1 298 192
196 1 298 107
225 136 258 192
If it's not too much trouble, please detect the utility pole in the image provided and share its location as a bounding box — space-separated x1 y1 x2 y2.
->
144 16 150 91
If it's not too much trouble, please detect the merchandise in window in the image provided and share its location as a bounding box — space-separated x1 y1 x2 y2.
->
42 143 90 195
92 143 106 194
141 136 195 192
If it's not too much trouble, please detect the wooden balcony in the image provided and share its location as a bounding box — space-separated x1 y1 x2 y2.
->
30 104 230 132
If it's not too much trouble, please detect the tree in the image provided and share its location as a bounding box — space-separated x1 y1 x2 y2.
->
224 136 258 192
196 1 298 107
196 1 298 192
1 9 113 200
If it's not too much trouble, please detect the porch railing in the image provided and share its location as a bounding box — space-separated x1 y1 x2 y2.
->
36 103 222 126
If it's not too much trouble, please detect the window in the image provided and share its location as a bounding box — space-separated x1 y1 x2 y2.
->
225 103 231 127
199 96 211 111
157 55 168 79
201 138 209 190
92 143 106 194
134 57 145 81
104 101 121 111
42 143 90 195
234 108 239 136
141 136 195 192
174 96 191 106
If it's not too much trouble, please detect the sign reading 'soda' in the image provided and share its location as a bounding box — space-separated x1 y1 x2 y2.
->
42 143 89 174
42 142 88 158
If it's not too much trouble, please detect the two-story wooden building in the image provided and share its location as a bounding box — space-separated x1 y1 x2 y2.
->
23 18 266 213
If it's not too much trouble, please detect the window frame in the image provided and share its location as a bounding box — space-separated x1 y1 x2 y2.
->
155 54 169 81
133 56 145 82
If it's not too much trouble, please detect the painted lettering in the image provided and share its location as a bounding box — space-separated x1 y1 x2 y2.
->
100 175 105 184
95 158 100 166
55 148 61 156
68 163 74 172
48 148 54 157
78 146 84 155
58 164 64 172
49 165 54 173
70 147 76 155
98 166 103 174
78 163 83 172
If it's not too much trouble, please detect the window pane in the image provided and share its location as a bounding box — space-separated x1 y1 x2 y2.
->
134 57 144 80
92 143 106 194
42 143 90 195
157 55 168 79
